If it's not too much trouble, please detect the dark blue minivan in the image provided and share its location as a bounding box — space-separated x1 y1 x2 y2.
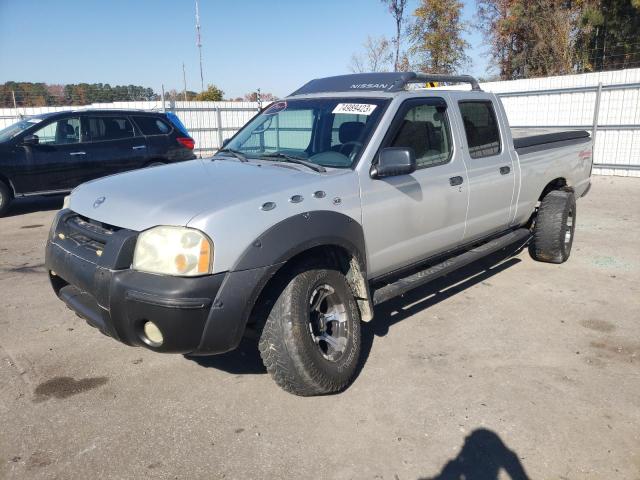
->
0 109 196 215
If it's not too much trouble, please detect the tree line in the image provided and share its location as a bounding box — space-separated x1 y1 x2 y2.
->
351 0 640 80
0 82 279 108
0 82 159 107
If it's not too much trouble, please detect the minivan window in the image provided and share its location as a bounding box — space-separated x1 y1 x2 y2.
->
86 116 136 142
134 116 171 135
459 101 501 158
32 117 80 145
389 102 452 168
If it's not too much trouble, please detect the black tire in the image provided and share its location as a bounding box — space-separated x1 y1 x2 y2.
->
0 181 12 217
258 267 361 396
529 189 576 263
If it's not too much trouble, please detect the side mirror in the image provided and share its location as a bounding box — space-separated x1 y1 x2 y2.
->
23 134 39 146
222 138 230 148
370 147 416 179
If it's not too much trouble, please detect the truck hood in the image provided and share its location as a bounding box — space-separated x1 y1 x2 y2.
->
68 158 332 231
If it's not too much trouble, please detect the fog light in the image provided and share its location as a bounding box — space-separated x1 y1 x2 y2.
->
143 321 163 346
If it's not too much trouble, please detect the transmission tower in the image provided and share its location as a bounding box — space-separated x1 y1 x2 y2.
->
195 0 204 92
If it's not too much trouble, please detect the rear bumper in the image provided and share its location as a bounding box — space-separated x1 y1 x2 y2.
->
46 210 278 355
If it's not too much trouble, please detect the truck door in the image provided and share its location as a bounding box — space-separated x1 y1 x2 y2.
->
455 99 516 241
359 97 469 278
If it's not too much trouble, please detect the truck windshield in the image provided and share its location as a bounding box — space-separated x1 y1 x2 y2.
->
0 117 44 142
221 98 389 168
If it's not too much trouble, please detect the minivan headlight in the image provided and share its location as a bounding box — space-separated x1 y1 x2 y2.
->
132 226 213 276
62 195 70 209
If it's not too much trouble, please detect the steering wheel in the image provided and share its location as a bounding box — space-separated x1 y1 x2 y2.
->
339 141 363 159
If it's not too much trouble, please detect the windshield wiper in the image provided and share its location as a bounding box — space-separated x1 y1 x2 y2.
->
260 152 326 173
216 148 248 162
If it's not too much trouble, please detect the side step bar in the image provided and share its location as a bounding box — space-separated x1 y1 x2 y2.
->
372 228 531 305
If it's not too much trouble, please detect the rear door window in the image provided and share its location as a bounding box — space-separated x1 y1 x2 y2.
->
458 101 501 158
85 116 136 142
133 116 172 135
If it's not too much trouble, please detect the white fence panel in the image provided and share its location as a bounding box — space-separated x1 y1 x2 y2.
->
483 68 640 177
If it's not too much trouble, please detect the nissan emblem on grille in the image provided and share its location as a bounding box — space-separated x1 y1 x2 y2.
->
93 196 106 208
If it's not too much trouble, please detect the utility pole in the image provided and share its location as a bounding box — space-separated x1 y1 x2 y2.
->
182 62 188 102
195 0 204 92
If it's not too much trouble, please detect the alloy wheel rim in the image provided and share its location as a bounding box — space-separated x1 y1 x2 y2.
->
564 209 574 248
308 284 348 362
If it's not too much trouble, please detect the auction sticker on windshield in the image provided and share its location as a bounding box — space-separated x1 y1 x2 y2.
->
332 103 377 115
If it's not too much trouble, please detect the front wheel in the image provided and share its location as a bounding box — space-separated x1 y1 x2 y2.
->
0 181 12 217
258 267 361 396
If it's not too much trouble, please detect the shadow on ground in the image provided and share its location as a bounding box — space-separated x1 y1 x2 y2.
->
186 244 524 377
186 338 267 374
421 428 530 480
4 195 64 217
357 245 523 373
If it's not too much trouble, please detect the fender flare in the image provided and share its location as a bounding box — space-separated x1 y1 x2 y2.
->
233 210 367 272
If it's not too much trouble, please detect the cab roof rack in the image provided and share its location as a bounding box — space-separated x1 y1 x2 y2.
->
290 72 482 96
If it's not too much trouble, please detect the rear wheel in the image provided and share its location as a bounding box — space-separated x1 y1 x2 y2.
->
0 181 12 217
529 189 576 263
258 267 361 396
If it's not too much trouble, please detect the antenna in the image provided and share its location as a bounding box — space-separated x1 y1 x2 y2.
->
195 0 204 92
182 62 188 102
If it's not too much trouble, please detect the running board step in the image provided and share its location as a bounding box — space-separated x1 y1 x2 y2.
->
372 228 531 305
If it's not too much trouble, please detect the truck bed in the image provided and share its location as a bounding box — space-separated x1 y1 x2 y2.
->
511 128 590 152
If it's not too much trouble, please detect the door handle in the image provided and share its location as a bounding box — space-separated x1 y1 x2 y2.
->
132 145 147 150
449 176 464 186
69 151 86 156
499 166 511 175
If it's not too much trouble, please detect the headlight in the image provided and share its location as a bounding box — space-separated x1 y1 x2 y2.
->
132 226 213 276
62 195 70 209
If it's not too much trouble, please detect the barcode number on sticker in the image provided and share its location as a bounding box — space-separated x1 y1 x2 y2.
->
332 103 377 115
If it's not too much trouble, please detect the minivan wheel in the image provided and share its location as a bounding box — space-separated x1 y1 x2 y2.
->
529 189 576 264
0 181 12 216
258 267 361 396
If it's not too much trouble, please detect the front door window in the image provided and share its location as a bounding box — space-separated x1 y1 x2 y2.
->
32 117 80 145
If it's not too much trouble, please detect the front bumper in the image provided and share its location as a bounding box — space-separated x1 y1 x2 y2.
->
45 210 278 355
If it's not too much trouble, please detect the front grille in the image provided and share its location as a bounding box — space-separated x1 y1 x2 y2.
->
63 215 121 252
52 210 138 270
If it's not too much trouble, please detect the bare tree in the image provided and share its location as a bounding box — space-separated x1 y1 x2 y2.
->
349 36 394 73
381 0 409 71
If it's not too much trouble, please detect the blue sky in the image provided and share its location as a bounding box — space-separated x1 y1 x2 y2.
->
0 0 489 98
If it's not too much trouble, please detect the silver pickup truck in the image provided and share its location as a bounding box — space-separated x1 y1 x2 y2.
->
45 73 593 396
